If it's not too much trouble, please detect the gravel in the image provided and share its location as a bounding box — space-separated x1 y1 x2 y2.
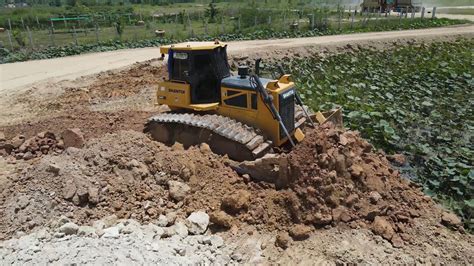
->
0 217 234 265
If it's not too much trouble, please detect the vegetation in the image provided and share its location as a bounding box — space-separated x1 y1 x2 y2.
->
280 39 473 230
205 0 218 23
0 17 467 63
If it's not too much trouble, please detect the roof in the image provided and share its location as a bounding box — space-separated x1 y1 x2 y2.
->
221 76 272 91
160 41 227 54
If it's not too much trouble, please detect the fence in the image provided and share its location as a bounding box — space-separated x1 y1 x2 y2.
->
0 6 440 51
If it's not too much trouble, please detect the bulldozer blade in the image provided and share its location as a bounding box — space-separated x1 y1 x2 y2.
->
312 108 343 128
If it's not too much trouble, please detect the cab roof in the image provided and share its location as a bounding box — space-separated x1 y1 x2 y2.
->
160 41 227 54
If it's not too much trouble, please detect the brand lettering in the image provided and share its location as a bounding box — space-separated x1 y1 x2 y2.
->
169 89 185 94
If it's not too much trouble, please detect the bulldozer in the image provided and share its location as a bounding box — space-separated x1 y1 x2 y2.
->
145 41 341 161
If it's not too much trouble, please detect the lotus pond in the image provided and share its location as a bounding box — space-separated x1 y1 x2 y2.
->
282 39 473 229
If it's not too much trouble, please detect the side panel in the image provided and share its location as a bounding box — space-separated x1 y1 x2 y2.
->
217 84 296 147
218 87 260 126
157 81 191 108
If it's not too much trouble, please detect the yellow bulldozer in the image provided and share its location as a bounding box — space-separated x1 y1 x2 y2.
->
145 41 341 161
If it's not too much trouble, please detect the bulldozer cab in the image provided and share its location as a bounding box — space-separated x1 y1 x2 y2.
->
162 42 230 104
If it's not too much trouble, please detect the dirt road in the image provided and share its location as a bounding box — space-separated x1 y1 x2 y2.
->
1 25 473 92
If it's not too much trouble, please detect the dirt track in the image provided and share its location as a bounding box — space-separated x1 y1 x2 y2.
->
1 25 473 92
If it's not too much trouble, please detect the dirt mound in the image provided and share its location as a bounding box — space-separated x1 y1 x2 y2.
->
284 123 439 246
0 130 234 239
0 125 464 250
44 60 166 110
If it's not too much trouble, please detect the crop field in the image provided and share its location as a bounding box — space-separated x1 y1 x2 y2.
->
281 39 473 229
0 0 471 63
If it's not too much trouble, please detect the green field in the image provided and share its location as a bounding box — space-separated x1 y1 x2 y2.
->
280 39 474 230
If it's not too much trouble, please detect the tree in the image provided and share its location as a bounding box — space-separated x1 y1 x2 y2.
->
115 19 124 39
205 0 218 23
12 30 26 47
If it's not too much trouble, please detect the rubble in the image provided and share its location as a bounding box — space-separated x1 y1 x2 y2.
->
441 212 462 228
289 224 312 241
275 232 291 249
168 181 190 202
61 128 85 148
186 211 210 235
3 132 63 160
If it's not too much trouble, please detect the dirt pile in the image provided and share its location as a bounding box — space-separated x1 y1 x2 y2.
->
0 125 465 250
282 123 441 245
228 123 461 247
0 130 235 239
40 60 165 110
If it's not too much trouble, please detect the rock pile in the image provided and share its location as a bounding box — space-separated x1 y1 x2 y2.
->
0 130 225 239
282 123 441 247
0 128 85 160
0 213 234 265
0 132 63 160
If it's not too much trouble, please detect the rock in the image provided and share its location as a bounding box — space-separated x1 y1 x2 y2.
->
289 224 312 241
102 215 118 228
312 212 333 226
186 211 210 235
231 253 243 262
88 187 99 204
349 164 365 179
441 212 462 228
58 222 79 235
391 234 404 248
151 241 162 252
10 135 25 148
22 151 34 160
163 221 188 238
142 223 165 240
46 164 61 175
35 228 50 240
387 154 406 166
168 180 190 202
76 186 89 205
77 226 97 237
210 211 233 229
63 181 77 200
372 216 395 241
54 216 71 228
275 232 291 249
156 214 169 227
174 221 189 238
221 189 251 214
345 194 359 206
102 226 120 238
199 143 212 153
166 212 177 225
120 220 142 235
369 191 382 204
0 131 5 141
61 128 85 148
210 235 224 247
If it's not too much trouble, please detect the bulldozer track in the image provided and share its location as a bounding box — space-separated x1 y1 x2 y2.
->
145 113 273 161
145 105 308 161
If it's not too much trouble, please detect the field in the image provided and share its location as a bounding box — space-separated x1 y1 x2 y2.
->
281 39 473 229
0 0 471 63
